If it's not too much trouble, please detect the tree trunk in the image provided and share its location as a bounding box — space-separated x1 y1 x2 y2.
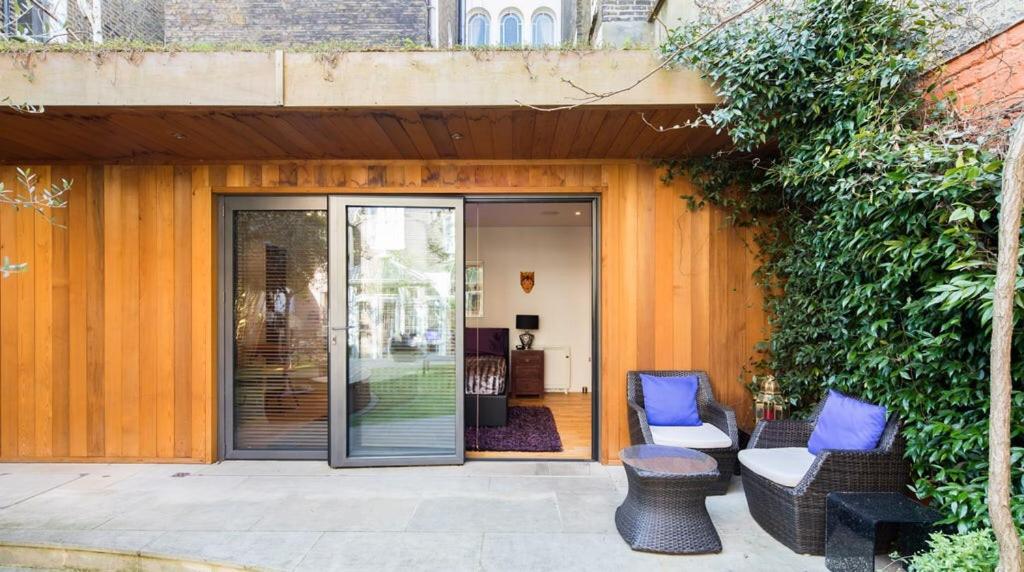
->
991 116 1024 572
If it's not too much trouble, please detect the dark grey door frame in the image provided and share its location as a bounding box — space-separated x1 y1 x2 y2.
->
328 195 466 468
218 194 598 463
218 195 330 461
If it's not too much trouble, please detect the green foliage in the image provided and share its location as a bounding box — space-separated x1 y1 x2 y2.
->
0 167 70 277
662 0 1024 529
909 529 1002 571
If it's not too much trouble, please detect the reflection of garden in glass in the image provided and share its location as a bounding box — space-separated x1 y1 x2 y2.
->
346 206 458 457
349 363 456 426
232 209 329 451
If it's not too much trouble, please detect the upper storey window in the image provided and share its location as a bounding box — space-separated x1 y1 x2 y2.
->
467 11 489 46
531 12 555 46
499 11 522 46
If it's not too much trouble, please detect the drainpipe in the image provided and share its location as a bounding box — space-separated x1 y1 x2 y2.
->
427 0 439 47
456 0 463 45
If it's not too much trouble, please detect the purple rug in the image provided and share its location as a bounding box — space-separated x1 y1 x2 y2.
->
466 406 563 452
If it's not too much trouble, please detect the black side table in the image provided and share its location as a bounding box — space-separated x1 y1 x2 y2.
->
826 492 943 572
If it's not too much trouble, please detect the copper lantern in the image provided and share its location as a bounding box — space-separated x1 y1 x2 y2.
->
754 375 786 422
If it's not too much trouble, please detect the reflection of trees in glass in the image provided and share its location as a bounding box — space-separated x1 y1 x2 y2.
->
234 211 328 372
347 208 456 359
426 210 453 264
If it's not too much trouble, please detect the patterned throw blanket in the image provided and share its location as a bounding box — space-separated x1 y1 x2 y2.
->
465 355 507 395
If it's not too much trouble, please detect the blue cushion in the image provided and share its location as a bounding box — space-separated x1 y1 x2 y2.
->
807 390 888 455
640 374 702 427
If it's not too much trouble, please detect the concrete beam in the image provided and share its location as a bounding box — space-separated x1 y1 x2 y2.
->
0 49 716 108
1 51 283 106
282 51 717 107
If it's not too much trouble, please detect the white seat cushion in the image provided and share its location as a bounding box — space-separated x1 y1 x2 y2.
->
737 447 817 488
650 424 733 449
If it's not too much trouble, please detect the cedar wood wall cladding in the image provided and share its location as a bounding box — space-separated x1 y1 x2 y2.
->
0 161 765 464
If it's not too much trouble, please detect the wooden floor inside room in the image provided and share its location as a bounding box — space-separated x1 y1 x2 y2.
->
466 392 593 460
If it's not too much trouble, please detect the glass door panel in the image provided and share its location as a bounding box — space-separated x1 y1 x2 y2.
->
329 197 464 467
223 197 329 459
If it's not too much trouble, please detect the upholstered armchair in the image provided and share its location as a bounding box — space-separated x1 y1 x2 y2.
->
626 370 739 495
738 398 910 555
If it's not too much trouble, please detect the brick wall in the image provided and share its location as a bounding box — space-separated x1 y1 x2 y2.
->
164 0 428 46
64 0 165 42
938 19 1024 118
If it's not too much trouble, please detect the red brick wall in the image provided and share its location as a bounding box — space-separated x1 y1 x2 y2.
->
938 19 1024 118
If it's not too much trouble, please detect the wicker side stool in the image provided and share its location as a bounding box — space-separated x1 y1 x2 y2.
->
615 445 722 554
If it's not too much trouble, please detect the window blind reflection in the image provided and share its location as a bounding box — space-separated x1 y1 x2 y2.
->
232 210 328 451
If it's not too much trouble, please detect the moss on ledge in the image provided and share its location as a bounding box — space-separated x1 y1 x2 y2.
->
0 38 641 55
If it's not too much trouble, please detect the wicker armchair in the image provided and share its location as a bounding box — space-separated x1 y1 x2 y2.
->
740 399 910 555
626 370 739 495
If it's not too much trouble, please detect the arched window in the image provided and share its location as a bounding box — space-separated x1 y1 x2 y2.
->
531 12 555 46
466 11 489 46
499 12 522 47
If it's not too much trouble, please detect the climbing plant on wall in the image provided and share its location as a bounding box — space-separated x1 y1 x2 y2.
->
661 0 1023 529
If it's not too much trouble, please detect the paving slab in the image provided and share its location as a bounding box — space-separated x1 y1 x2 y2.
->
0 489 148 530
145 531 322 571
0 474 82 509
250 496 420 532
295 532 483 571
407 494 563 533
0 461 829 571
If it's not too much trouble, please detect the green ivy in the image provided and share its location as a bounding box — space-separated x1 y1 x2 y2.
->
662 0 1023 529
909 529 1005 571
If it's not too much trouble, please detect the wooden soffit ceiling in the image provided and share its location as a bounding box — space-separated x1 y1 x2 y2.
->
0 50 725 162
0 106 728 163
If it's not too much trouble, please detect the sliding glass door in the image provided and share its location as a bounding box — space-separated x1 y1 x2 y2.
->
328 197 464 467
222 197 329 459
222 195 464 465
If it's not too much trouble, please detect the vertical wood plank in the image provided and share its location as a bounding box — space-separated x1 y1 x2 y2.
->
173 167 193 457
635 165 656 370
16 169 36 457
191 166 213 461
619 163 640 451
156 167 176 457
689 190 712 374
137 167 158 458
708 207 731 413
599 164 623 463
101 164 122 456
85 166 105 457
33 167 54 458
653 172 675 370
68 167 89 456
50 166 72 457
0 168 19 458
671 177 695 369
120 166 141 457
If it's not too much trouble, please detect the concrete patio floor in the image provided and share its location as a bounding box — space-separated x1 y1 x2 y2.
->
0 461 828 571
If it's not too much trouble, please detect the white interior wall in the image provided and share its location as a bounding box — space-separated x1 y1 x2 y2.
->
466 225 593 392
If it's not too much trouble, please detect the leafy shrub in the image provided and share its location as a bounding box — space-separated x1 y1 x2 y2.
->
662 0 1024 529
910 530 1000 572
